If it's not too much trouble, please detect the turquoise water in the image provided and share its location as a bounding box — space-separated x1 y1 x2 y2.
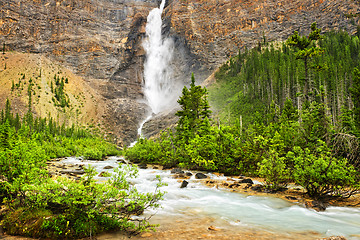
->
60 157 360 239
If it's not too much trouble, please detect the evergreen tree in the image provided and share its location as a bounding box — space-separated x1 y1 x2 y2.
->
4 99 13 124
286 22 323 101
351 68 360 133
281 98 299 122
0 120 11 149
176 73 212 142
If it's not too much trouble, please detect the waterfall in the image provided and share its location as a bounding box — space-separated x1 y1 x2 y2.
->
142 0 175 114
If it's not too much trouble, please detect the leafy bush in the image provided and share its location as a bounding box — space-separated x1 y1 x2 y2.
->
258 150 290 191
4 165 164 239
290 141 359 199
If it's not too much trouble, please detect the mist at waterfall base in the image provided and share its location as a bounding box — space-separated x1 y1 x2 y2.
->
60 157 360 240
142 0 182 115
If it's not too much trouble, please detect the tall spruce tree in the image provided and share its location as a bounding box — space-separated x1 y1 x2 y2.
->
286 22 323 102
176 73 212 143
351 68 360 134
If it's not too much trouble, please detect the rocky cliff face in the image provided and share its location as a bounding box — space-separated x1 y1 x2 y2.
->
0 0 160 145
165 0 360 71
1 0 359 145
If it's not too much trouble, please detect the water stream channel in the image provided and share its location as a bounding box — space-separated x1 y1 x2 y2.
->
59 157 360 240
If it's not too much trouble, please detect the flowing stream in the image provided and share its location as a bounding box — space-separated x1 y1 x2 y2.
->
59 157 360 240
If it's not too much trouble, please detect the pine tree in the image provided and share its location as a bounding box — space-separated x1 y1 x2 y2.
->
280 98 298 122
351 68 360 133
286 22 323 101
4 99 13 124
176 73 212 143
0 120 11 149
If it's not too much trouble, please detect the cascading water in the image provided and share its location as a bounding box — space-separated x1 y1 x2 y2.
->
131 0 177 144
60 157 360 240
142 0 176 115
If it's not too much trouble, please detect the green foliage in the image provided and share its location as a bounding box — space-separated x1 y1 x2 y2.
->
290 141 359 199
176 73 212 143
3 165 164 238
0 100 155 239
52 74 69 108
286 22 324 101
351 68 360 133
209 30 360 130
257 132 291 190
300 98 332 146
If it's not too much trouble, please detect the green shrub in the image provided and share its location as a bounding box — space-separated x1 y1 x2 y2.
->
290 141 359 199
4 165 164 239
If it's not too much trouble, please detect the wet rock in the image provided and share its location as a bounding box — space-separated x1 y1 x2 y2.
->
285 196 298 201
195 173 208 179
239 178 253 184
103 166 114 169
171 168 184 174
323 237 347 240
138 163 147 169
208 225 220 231
99 171 111 177
76 164 84 170
59 170 85 175
180 180 188 188
305 200 327 211
229 183 240 188
251 184 263 192
116 159 126 164
162 165 173 170
185 172 193 176
131 158 142 164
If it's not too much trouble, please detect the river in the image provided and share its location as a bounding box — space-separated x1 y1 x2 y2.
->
59 156 360 240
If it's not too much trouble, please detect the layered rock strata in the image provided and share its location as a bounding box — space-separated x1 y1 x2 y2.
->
1 0 359 144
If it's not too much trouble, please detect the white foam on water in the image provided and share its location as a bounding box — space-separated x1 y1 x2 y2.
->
59 157 360 239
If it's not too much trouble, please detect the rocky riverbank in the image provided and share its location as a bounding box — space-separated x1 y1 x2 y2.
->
1 157 359 240
47 158 360 212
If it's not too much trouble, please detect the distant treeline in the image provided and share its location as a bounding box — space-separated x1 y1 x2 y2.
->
210 30 360 135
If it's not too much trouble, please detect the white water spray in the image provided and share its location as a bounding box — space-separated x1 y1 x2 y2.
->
60 157 360 239
142 0 175 114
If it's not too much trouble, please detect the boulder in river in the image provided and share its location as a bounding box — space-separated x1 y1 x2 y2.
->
180 180 189 188
103 166 114 169
251 184 263 192
138 163 147 169
239 178 253 184
171 168 184 174
59 170 85 175
116 159 126 164
195 173 208 179
185 172 193 176
305 200 327 211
